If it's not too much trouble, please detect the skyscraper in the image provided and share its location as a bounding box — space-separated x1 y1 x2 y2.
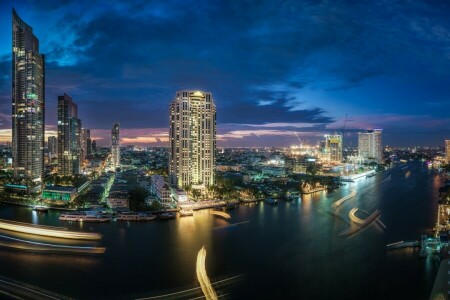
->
358 129 383 163
111 123 120 169
47 136 57 156
323 134 343 163
169 90 216 188
57 93 82 176
81 128 91 159
12 9 45 182
445 140 450 164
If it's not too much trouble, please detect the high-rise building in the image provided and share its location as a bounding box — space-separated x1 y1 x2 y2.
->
92 140 97 153
169 90 216 188
81 128 91 159
12 9 45 182
445 140 450 164
111 123 120 169
47 136 57 156
323 134 343 163
57 93 82 176
358 129 383 163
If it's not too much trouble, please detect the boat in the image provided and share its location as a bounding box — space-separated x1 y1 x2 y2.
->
226 202 237 210
418 248 427 258
117 212 156 221
286 193 300 201
386 240 420 251
159 212 176 220
33 205 49 212
179 210 194 217
59 211 112 222
265 198 278 205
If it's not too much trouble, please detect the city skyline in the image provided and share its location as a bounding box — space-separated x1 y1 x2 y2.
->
1 1 450 147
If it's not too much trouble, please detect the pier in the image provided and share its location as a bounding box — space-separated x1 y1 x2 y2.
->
385 240 420 251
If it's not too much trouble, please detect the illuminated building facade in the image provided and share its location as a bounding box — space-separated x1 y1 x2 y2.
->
111 123 120 169
323 134 343 163
12 9 45 182
81 128 91 159
446 140 450 164
358 129 383 163
47 136 57 156
58 93 82 175
169 91 216 188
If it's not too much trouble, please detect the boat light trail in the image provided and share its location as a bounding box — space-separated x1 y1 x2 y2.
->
349 208 365 225
0 234 105 254
196 246 218 300
339 210 381 237
0 219 102 240
135 275 243 299
210 211 231 219
213 221 250 231
332 190 357 208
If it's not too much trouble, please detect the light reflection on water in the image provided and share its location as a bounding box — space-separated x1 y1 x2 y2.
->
0 162 442 300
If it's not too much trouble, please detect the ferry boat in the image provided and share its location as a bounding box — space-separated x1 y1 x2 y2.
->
33 205 49 212
159 212 176 220
179 210 194 217
117 212 156 221
265 198 278 205
59 211 112 222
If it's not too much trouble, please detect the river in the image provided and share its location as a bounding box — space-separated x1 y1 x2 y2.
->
0 161 442 299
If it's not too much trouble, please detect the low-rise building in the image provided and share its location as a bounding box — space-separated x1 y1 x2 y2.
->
42 186 77 202
107 191 129 209
150 175 172 205
172 188 188 202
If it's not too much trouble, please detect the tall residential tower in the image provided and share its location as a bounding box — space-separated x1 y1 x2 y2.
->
111 123 120 169
12 9 45 181
57 93 82 176
445 140 450 164
358 129 383 163
169 91 216 188
323 134 343 163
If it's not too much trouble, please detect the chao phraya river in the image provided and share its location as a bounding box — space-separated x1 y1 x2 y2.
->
0 162 442 299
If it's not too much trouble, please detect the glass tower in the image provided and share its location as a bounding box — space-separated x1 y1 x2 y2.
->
111 123 120 169
57 93 81 176
12 9 45 181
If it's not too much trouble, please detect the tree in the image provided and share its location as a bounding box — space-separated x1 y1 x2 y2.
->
128 186 150 211
192 189 201 201
306 164 318 176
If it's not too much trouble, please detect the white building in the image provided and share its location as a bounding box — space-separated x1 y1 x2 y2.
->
150 175 172 205
358 129 383 163
169 90 216 188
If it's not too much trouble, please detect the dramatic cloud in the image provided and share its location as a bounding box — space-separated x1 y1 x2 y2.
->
0 0 449 146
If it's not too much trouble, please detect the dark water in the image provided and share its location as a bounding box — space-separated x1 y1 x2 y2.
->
0 162 442 299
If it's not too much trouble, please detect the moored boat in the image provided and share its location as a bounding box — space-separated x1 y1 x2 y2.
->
159 212 176 220
179 210 194 217
117 212 156 221
33 205 49 212
59 211 112 222
265 198 278 205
